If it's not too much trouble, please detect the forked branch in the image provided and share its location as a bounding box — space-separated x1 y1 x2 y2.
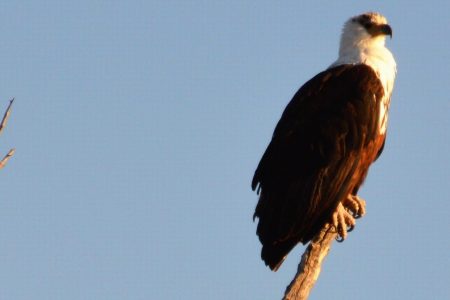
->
0 99 15 169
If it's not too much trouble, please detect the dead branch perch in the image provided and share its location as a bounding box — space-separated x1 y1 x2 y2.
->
0 98 14 134
0 99 15 169
282 224 337 300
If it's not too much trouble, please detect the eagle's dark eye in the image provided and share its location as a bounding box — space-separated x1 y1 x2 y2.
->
357 14 374 30
364 23 373 29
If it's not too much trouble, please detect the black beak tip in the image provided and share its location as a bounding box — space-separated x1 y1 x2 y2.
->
382 24 393 39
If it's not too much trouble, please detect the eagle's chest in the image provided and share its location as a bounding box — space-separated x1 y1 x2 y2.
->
365 55 395 136
378 95 390 135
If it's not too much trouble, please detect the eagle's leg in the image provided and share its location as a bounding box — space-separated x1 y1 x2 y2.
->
332 202 355 241
342 194 366 219
332 195 366 242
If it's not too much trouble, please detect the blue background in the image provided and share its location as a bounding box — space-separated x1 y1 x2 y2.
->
0 1 448 299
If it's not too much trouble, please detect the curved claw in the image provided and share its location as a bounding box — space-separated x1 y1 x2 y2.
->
352 210 362 219
335 235 344 243
347 209 360 219
343 195 366 218
347 224 355 232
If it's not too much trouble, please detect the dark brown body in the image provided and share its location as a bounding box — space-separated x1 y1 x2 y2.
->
252 64 387 270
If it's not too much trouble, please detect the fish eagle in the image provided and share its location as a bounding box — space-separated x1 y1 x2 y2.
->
252 12 397 271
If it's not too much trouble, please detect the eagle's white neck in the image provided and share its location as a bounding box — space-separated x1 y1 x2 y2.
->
330 36 396 97
329 27 397 135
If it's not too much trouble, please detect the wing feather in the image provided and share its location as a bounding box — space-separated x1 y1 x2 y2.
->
252 64 386 270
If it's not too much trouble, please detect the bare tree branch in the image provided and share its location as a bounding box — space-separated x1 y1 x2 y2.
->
0 98 14 135
0 148 15 170
0 99 15 169
282 224 337 300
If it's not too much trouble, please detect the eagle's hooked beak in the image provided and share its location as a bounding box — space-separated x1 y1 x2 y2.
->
368 24 393 39
379 24 393 39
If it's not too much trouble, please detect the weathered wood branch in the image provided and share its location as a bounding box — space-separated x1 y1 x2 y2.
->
0 98 14 134
0 99 14 169
282 224 337 300
0 148 15 169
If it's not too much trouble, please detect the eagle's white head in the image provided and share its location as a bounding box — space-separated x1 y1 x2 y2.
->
331 12 397 97
339 12 392 53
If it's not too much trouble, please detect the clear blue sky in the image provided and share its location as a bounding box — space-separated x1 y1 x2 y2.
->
0 1 449 299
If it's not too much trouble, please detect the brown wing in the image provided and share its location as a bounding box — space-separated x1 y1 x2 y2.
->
252 64 386 270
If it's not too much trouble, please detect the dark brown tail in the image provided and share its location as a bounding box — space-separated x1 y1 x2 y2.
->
261 239 298 271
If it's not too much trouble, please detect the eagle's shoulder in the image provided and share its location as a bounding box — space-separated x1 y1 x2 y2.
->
252 64 384 191
277 64 383 128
